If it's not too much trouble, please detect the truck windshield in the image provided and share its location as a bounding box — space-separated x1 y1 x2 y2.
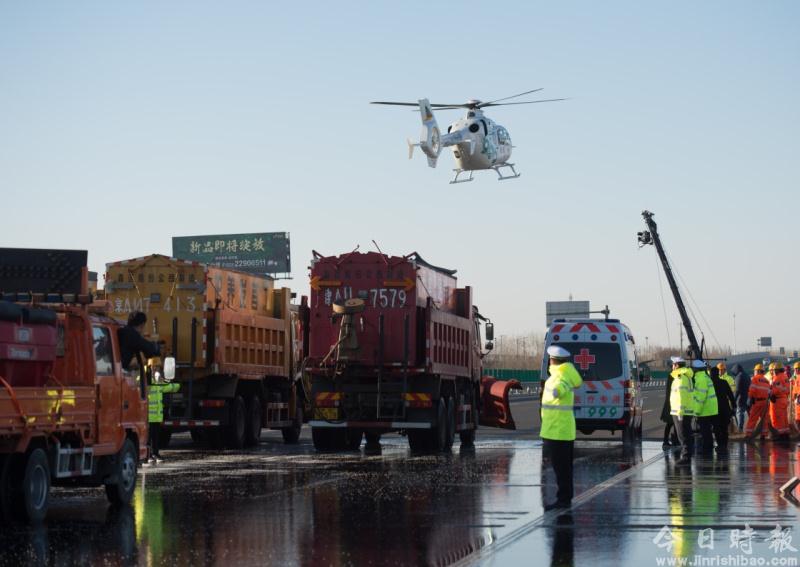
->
547 343 623 381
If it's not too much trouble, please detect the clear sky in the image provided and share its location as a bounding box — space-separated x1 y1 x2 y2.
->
1 2 798 352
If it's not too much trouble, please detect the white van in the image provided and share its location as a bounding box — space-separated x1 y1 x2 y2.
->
541 318 647 443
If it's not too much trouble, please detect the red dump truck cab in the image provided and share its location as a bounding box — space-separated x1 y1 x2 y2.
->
0 248 148 522
306 251 519 453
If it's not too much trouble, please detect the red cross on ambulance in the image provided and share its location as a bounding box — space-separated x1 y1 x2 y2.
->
573 348 596 370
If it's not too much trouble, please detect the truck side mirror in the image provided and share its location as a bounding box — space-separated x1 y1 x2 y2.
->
485 322 494 342
164 357 176 382
485 341 494 351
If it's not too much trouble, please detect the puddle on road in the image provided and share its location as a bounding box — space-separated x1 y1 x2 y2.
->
0 437 660 566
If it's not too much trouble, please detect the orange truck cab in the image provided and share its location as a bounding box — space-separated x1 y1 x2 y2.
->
0 248 148 522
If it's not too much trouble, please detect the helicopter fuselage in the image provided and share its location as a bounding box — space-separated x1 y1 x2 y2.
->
445 110 512 171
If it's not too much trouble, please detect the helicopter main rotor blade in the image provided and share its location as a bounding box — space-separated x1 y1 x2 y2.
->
479 98 568 108
371 101 468 108
478 88 544 107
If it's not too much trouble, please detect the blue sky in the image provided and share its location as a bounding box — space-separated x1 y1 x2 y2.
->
1 2 798 351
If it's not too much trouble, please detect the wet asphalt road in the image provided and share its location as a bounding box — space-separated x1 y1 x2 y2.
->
7 384 795 567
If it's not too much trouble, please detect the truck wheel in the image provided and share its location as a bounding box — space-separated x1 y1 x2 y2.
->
16 448 50 522
431 399 447 453
105 439 138 507
158 428 172 449
312 428 348 452
0 455 13 522
282 403 303 444
225 396 247 449
190 428 206 447
346 429 362 451
245 395 263 447
444 397 456 450
459 428 476 447
408 430 429 453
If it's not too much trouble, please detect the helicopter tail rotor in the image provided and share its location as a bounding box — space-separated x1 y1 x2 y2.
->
417 99 441 168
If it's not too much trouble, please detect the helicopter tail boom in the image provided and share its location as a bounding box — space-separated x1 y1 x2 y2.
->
417 99 441 168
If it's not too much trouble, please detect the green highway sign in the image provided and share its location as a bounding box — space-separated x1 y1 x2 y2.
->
172 232 290 276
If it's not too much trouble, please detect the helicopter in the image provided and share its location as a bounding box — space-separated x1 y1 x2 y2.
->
371 89 565 184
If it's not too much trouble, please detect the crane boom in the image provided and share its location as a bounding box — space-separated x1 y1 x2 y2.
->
638 210 703 359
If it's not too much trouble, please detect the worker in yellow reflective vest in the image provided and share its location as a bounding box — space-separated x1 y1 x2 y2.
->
692 360 718 456
669 356 695 464
540 345 583 510
146 372 180 465
717 363 735 393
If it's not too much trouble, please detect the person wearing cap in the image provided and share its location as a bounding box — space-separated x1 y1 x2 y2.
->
731 364 750 431
669 356 695 464
717 363 735 393
744 363 770 439
768 361 791 439
691 360 717 456
540 345 583 510
660 357 682 450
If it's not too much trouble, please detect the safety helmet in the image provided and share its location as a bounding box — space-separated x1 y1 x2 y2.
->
794 361 800 369
773 361 784 370
716 362 726 371
768 362 776 371
754 363 764 372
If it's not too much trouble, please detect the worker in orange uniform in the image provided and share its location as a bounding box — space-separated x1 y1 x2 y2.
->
744 363 771 439
793 362 800 432
769 362 791 439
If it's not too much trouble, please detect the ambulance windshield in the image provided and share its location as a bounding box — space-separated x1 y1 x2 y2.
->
549 343 623 381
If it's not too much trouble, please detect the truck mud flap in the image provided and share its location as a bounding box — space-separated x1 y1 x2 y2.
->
479 376 522 430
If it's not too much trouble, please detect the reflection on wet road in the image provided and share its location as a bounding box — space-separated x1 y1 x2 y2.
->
1 433 798 567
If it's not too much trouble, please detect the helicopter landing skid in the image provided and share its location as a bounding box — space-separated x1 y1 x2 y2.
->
449 169 474 184
492 163 521 181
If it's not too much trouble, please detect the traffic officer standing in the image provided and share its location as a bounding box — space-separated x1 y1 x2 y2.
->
540 345 583 510
669 356 695 465
146 370 180 465
692 360 718 456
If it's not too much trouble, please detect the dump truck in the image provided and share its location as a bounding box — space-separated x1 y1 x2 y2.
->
306 250 520 452
0 248 148 522
105 254 306 449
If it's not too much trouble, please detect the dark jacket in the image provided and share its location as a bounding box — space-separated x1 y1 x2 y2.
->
711 368 735 420
118 325 160 370
660 372 674 423
732 364 750 410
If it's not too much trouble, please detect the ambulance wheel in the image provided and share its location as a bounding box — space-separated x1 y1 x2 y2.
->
281 402 302 444
225 396 247 449
15 448 50 522
245 395 263 447
444 397 456 450
105 439 138 507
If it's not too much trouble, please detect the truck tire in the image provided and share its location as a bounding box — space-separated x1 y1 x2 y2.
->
346 429 362 451
407 430 429 453
409 399 447 454
0 455 13 522
225 396 247 449
105 439 138 507
190 428 207 447
15 448 50 522
281 403 303 444
312 427 346 452
458 428 476 447
245 395 263 447
444 397 456 450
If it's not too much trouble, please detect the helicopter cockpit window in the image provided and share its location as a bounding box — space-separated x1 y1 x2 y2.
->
469 123 480 133
498 127 510 145
480 120 488 135
467 111 476 118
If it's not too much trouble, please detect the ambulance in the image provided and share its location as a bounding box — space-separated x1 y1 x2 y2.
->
541 318 646 443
